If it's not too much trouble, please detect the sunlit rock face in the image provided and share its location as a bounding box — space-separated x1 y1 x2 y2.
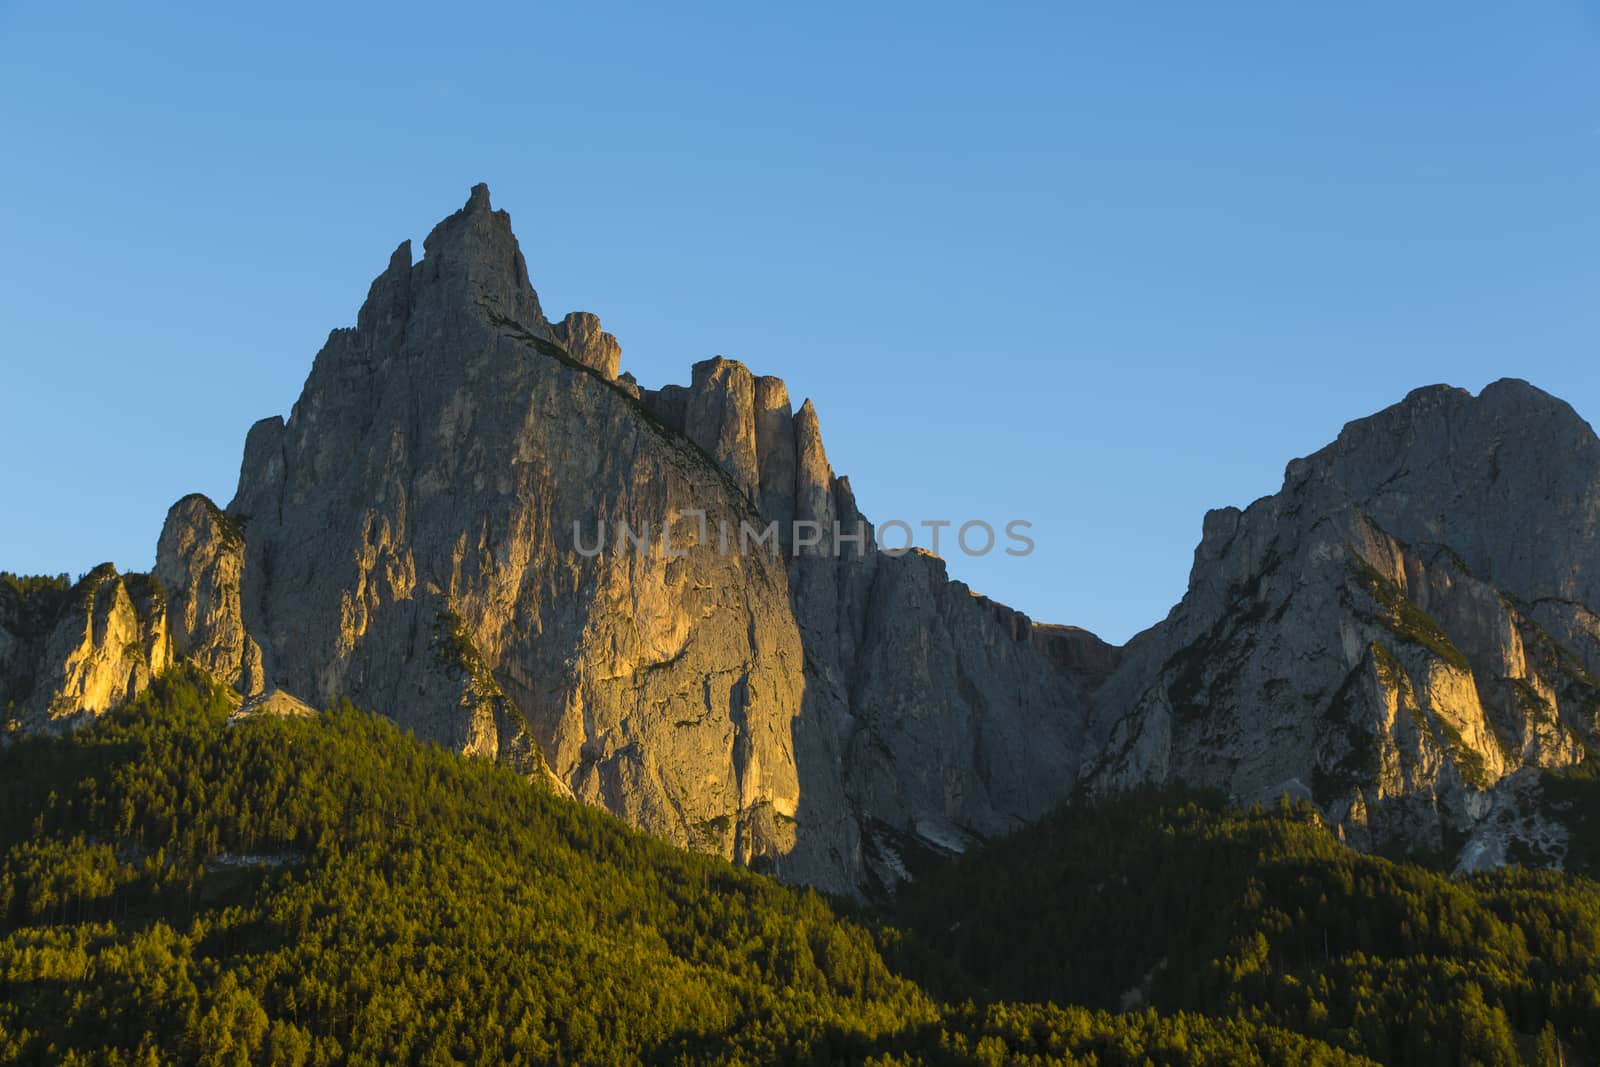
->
156 494 265 698
127 185 1096 894
1083 380 1600 865
1 565 172 732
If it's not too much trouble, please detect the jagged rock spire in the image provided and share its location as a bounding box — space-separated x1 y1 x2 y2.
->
417 182 548 330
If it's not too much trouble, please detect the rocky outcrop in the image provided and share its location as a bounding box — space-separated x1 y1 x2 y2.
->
1 565 172 731
233 689 317 720
684 357 761 504
1083 381 1600 861
550 312 621 379
155 494 265 696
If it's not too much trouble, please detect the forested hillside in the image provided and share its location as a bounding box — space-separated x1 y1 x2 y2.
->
0 669 1361 1065
891 788 1600 1066
0 669 1594 1064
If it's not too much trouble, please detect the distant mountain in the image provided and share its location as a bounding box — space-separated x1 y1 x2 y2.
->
4 186 1598 888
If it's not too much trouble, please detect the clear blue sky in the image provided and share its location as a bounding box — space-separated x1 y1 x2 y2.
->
2 2 1596 644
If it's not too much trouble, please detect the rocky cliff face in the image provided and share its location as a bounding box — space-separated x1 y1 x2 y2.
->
1083 381 1600 866
62 184 1093 894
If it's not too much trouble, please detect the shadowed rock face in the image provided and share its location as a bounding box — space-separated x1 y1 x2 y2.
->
114 185 1094 894
1083 381 1600 866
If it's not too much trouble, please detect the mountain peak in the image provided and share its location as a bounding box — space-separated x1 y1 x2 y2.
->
417 183 546 329
1088 375 1600 865
387 239 413 271
1280 377 1600 605
1478 376 1591 425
